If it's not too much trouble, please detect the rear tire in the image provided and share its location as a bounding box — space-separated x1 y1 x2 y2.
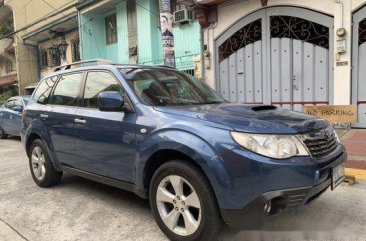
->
149 160 222 241
29 139 63 187
0 128 7 139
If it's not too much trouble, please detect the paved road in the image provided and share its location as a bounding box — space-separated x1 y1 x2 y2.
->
0 137 366 241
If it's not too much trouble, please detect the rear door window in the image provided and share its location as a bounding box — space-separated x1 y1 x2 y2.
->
33 76 58 104
13 99 22 107
4 100 14 109
50 73 83 106
83 71 125 108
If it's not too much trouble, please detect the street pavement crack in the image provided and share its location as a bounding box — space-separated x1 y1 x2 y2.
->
0 217 30 241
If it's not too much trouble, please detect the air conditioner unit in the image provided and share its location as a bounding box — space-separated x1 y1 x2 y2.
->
174 9 193 24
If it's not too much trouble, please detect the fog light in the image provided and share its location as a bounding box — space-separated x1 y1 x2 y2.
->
264 200 272 215
264 197 287 216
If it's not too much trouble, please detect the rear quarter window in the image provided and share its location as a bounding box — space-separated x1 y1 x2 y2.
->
32 76 58 104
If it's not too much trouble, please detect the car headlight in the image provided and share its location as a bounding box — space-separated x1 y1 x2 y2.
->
230 132 309 159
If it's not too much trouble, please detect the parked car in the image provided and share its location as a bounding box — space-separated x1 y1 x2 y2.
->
0 96 29 139
22 63 346 241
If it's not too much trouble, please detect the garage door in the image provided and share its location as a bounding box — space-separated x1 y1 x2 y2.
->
352 7 366 128
215 7 334 111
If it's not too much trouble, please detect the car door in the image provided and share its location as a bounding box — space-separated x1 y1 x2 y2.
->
46 72 84 166
0 100 14 133
9 98 24 135
74 71 136 182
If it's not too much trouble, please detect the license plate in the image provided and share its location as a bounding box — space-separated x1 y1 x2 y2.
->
332 162 345 190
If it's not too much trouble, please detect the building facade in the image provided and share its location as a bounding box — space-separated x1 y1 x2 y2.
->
78 0 203 76
0 2 17 96
197 0 366 127
4 0 79 94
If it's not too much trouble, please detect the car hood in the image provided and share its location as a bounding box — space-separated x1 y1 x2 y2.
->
154 103 329 134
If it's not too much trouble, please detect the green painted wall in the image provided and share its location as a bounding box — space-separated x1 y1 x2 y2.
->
80 1 201 71
80 2 128 63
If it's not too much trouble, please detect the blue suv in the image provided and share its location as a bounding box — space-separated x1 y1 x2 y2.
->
22 62 346 241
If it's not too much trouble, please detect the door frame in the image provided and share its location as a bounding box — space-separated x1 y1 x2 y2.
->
352 5 366 128
214 6 334 107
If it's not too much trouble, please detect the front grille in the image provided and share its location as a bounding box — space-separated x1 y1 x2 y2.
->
301 126 338 158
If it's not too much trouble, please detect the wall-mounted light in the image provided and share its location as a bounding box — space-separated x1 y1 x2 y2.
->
58 39 69 62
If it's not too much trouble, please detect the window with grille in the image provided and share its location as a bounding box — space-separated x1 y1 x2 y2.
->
39 48 48 69
4 59 13 73
47 48 61 67
182 69 195 76
105 13 118 45
71 38 81 62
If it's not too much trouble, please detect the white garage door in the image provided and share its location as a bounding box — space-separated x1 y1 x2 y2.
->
352 6 366 128
215 7 334 111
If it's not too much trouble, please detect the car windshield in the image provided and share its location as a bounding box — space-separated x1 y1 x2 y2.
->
120 68 225 106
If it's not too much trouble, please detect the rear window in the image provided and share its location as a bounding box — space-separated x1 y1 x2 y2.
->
49 73 83 106
33 76 58 104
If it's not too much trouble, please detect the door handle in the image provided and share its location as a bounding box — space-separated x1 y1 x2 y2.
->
40 114 48 119
74 118 86 124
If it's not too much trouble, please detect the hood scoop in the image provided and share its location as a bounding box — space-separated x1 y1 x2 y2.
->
251 105 278 112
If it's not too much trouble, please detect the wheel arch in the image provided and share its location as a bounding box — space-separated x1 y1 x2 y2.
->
135 130 233 208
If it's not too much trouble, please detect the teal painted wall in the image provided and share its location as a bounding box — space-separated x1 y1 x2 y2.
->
80 2 128 63
80 1 201 71
173 22 201 70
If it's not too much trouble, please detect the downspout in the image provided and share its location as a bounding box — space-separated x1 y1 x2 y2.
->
78 11 84 61
200 27 205 79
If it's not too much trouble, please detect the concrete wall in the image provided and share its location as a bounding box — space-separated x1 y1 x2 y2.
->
39 30 79 78
80 0 202 71
201 0 366 105
4 0 77 94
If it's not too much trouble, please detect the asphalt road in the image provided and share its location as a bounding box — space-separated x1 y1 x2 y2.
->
1 136 366 241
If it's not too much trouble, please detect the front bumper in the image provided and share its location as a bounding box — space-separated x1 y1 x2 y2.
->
218 145 346 229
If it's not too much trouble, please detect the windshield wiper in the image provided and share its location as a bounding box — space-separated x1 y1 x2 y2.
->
203 101 224 105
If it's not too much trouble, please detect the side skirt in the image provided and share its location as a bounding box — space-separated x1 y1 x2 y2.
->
60 166 147 199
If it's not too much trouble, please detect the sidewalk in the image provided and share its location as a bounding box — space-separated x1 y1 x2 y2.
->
340 129 366 181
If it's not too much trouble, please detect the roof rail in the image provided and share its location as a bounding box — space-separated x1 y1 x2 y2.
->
157 65 176 69
50 59 113 73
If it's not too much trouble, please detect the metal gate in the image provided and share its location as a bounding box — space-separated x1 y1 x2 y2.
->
215 7 334 111
352 6 366 128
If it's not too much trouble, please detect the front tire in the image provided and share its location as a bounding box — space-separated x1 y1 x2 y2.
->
29 139 63 187
149 160 222 241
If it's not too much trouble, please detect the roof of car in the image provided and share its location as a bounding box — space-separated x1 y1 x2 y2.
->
43 63 178 80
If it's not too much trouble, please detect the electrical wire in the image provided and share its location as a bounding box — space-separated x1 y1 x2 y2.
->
136 2 159 16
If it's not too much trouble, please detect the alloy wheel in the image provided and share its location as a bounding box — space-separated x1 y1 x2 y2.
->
156 175 202 236
31 146 46 181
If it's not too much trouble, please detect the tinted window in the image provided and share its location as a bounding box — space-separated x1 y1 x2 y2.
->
33 77 58 104
83 72 124 108
50 73 83 106
4 100 14 109
120 68 224 106
13 99 22 107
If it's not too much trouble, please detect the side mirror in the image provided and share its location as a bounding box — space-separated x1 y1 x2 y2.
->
97 91 125 112
13 105 23 113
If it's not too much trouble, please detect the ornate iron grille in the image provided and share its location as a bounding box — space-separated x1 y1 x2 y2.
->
270 16 329 49
359 18 366 45
218 19 262 63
